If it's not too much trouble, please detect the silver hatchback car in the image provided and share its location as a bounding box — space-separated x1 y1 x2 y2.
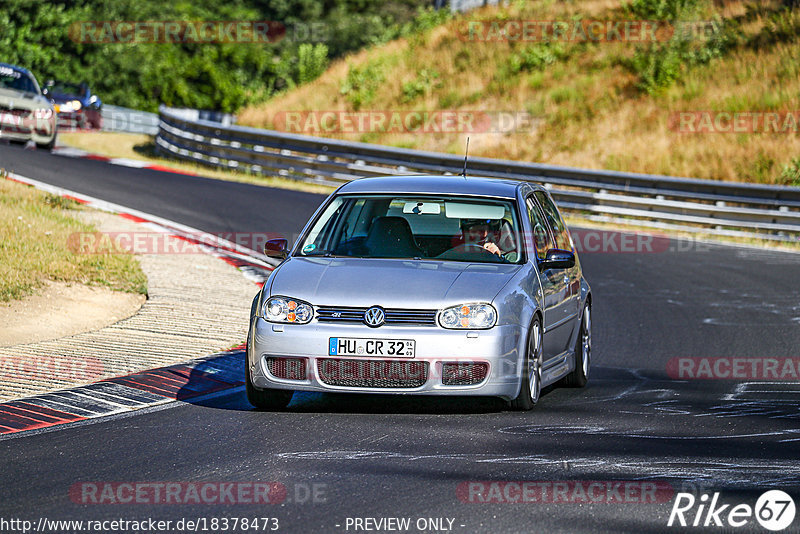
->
246 175 591 410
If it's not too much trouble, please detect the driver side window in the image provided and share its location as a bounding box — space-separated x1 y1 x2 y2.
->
526 197 552 261
534 191 571 251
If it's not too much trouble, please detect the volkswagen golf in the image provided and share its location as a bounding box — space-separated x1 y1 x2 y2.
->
246 175 591 410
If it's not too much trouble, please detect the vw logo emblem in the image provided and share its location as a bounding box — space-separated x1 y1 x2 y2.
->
363 306 385 328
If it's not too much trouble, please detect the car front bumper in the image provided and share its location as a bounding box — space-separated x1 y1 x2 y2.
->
1 110 56 144
248 317 525 400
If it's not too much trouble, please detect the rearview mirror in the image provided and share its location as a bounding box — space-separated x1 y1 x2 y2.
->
264 238 289 260
539 249 575 270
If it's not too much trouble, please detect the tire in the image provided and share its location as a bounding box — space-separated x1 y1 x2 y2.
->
245 341 293 410
509 316 543 411
35 138 55 151
36 130 57 151
563 303 591 387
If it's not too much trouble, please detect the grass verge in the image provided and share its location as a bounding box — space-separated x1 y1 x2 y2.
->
0 177 147 302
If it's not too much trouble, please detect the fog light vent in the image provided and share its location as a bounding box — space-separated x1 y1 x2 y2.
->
442 362 488 385
266 357 307 380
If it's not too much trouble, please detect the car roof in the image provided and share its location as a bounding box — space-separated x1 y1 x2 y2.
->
336 175 543 199
0 63 33 76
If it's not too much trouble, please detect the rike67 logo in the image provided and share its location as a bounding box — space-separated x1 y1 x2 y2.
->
668 490 796 531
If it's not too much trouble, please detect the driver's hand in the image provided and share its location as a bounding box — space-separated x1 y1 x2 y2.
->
483 242 501 255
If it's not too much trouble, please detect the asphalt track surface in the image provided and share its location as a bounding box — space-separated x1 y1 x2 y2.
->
1 143 799 533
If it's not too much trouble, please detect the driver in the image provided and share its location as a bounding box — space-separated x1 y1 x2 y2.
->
461 218 503 256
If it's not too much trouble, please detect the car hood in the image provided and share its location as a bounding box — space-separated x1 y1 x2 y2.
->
50 93 78 102
0 88 42 108
269 257 521 308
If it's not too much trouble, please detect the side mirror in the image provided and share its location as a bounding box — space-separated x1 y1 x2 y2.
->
539 249 575 271
264 238 289 260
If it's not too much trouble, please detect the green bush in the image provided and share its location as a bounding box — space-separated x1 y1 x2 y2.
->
509 43 567 73
340 61 386 109
628 9 736 94
748 7 800 49
296 44 329 86
780 157 800 186
626 0 699 20
401 69 441 103
492 42 567 90
630 42 685 93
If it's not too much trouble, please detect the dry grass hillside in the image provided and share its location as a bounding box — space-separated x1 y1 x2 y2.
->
239 0 800 185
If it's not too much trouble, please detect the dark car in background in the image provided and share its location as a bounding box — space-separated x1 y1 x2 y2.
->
43 80 102 130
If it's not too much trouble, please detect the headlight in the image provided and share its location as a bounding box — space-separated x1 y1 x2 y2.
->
438 303 497 329
262 296 313 324
58 101 82 112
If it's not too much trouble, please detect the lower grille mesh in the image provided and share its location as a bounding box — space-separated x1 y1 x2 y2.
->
442 362 489 385
317 358 428 388
266 357 307 380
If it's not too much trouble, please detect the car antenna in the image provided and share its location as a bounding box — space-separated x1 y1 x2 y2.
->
460 137 470 179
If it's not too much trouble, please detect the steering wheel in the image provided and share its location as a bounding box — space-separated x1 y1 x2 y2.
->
438 243 501 260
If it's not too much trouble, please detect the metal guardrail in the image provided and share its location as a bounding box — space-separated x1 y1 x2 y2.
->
101 105 159 135
449 0 503 13
99 105 235 135
155 106 800 242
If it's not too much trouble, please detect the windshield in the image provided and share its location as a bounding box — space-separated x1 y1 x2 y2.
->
0 66 38 94
298 195 522 264
49 81 84 96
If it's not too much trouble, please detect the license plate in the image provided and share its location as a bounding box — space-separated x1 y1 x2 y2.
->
329 338 415 358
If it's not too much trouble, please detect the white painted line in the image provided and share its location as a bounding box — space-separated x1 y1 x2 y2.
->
108 157 151 168
51 147 91 157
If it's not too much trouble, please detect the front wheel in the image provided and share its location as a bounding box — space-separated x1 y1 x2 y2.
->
36 131 56 151
245 342 293 410
509 317 542 411
563 303 591 387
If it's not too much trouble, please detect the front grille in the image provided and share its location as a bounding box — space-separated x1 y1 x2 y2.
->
266 357 307 380
442 362 489 385
0 107 31 118
316 306 437 326
317 358 428 388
